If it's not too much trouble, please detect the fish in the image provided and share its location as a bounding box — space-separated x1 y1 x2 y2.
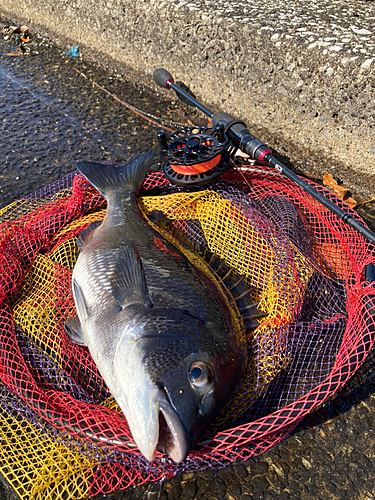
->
64 151 261 463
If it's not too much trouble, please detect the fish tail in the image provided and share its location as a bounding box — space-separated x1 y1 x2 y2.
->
76 150 155 198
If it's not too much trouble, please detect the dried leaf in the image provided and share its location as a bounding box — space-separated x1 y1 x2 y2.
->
7 51 21 57
323 173 351 201
335 184 348 199
322 173 337 189
344 197 358 209
21 36 31 43
321 172 375 209
7 26 28 34
190 116 209 127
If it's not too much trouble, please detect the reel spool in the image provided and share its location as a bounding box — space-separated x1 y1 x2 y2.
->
157 124 237 186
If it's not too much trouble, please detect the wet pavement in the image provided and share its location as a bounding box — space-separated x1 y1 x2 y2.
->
0 32 165 209
0 21 375 500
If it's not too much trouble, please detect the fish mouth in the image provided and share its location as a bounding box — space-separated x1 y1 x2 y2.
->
155 390 190 464
113 338 190 464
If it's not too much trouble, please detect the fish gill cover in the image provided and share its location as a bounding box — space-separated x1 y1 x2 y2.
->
0 163 373 499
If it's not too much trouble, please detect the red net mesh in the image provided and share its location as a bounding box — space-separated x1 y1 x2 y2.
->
0 165 373 498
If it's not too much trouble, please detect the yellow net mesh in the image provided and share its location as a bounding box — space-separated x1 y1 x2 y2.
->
0 385 96 500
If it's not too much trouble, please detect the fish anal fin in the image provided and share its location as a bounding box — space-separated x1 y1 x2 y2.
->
64 317 87 346
112 240 153 309
76 220 103 249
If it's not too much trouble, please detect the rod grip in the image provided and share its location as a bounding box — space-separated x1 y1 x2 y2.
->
153 68 174 88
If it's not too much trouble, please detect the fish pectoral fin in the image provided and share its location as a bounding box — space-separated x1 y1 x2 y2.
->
73 279 89 319
76 220 103 249
64 317 87 346
112 240 153 309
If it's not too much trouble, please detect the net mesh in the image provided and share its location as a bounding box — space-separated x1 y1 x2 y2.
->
0 164 373 499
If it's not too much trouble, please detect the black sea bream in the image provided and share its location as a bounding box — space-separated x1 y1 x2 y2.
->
65 151 258 463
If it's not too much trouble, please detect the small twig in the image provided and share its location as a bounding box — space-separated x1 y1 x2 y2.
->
73 68 175 133
157 474 166 500
353 196 375 208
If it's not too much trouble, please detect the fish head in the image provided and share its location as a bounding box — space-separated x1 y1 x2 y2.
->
113 307 243 464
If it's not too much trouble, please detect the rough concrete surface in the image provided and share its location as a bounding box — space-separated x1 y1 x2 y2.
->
1 0 375 189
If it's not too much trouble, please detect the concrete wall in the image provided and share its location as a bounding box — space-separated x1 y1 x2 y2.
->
2 0 375 183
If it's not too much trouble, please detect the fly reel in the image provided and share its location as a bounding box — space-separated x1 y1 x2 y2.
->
157 124 237 186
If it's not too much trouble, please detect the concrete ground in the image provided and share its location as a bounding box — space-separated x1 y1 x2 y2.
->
0 4 375 500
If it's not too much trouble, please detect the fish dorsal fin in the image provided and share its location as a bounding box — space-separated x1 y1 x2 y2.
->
76 220 103 249
76 150 155 199
200 250 267 330
64 317 87 346
112 239 153 309
143 207 266 329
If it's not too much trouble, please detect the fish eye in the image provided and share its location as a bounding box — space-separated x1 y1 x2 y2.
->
189 362 212 389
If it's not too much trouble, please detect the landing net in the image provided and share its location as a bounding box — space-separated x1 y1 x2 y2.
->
0 164 373 499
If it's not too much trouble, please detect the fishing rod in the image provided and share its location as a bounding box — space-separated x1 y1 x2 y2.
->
153 68 375 247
